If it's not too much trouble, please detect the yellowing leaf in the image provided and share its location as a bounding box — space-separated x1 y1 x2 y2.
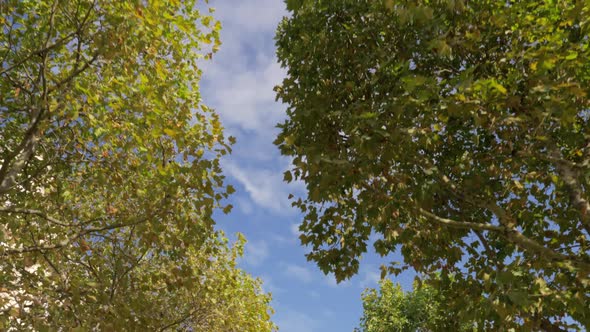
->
565 51 578 60
384 0 394 11
163 128 178 137
490 80 507 94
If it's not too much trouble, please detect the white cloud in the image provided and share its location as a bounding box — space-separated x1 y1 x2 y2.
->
213 0 286 33
322 309 335 318
290 223 301 236
323 273 352 288
201 0 288 135
283 264 313 283
308 290 320 299
207 60 286 133
227 128 284 163
199 0 302 217
269 233 294 246
359 270 381 290
222 160 299 215
258 274 285 295
242 239 270 266
235 196 254 215
275 309 319 332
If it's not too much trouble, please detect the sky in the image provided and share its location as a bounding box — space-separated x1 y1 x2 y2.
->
200 1 414 331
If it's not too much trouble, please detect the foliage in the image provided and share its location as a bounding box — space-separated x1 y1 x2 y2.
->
0 0 275 330
276 0 590 330
355 279 469 332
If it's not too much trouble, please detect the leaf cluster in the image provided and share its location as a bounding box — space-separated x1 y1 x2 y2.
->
276 0 590 329
0 0 275 330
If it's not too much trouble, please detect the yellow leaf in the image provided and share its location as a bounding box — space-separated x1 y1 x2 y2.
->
164 128 178 137
491 80 507 94
384 0 394 11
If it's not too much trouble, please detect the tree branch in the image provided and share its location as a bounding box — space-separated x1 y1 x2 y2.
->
0 1 99 196
48 51 99 93
0 33 76 77
418 208 504 232
158 306 203 332
0 218 147 256
0 207 72 227
0 107 44 194
418 208 590 273
549 146 590 236
473 230 503 271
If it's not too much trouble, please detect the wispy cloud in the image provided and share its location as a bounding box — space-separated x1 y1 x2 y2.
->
259 274 285 295
201 0 300 217
205 60 286 133
283 264 314 283
202 0 288 135
222 160 299 215
323 273 352 288
359 265 381 289
290 223 301 236
235 195 254 215
213 0 286 33
242 239 270 267
275 309 319 332
269 232 297 246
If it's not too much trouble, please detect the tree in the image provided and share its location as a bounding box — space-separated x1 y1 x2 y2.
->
0 0 275 330
275 0 590 329
355 279 469 332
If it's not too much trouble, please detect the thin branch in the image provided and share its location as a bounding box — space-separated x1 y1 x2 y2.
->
0 207 73 227
0 0 96 77
158 307 202 332
1 218 147 256
549 146 590 236
0 1 58 195
109 249 148 303
0 33 76 76
418 208 590 273
473 230 503 271
0 1 99 196
48 51 99 93
0 107 44 194
28 226 61 276
418 208 504 232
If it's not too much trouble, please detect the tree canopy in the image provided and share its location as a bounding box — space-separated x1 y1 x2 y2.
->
1 0 274 330
355 279 469 332
276 0 590 329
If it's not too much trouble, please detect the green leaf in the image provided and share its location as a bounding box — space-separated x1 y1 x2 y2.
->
226 185 236 195
507 290 528 306
565 51 578 60
489 80 507 94
360 112 378 119
275 0 590 328
286 0 304 11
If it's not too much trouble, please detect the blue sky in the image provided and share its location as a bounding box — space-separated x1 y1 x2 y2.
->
200 1 414 330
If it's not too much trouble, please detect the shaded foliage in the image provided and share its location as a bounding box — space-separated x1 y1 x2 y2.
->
276 0 590 330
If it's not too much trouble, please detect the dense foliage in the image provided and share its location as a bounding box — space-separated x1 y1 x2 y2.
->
276 0 590 329
356 279 469 332
0 0 275 330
